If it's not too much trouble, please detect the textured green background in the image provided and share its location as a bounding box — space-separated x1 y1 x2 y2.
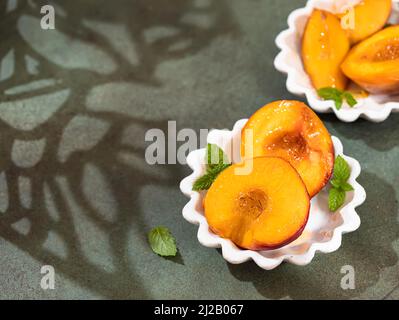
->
0 0 398 299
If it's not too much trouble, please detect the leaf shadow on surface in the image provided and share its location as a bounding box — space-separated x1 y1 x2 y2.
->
0 0 237 298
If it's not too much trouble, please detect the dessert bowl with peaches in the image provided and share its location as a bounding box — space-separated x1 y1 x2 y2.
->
275 0 399 122
180 101 366 270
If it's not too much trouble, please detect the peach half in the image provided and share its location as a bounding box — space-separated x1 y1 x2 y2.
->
341 25 399 94
241 100 334 198
338 0 392 44
204 157 310 250
302 9 350 90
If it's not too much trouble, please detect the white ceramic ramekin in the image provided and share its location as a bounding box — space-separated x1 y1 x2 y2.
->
180 119 366 270
274 0 399 122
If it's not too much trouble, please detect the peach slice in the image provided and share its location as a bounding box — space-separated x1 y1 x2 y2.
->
241 100 334 198
339 0 392 44
341 25 399 94
204 157 310 250
302 9 350 90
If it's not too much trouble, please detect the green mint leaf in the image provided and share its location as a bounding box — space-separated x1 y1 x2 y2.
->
206 143 229 169
192 172 216 191
334 97 343 110
343 92 357 107
331 178 354 191
328 155 354 212
317 87 342 100
195 144 232 191
340 182 354 192
193 163 230 191
148 226 177 257
328 187 346 212
330 178 342 189
317 87 344 110
317 87 356 110
333 155 351 182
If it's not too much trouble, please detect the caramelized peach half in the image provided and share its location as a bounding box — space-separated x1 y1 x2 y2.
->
241 101 334 198
339 0 391 44
204 157 310 250
341 25 399 94
302 9 350 90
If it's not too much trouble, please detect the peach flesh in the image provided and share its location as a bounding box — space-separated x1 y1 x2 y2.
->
204 157 310 250
241 100 334 198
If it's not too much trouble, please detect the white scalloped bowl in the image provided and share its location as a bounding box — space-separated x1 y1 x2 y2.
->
274 0 399 122
180 119 366 270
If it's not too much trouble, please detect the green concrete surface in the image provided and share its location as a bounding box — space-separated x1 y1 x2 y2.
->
0 0 398 299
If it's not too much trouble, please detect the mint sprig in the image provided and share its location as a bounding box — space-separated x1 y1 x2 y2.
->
207 143 229 170
193 144 231 191
148 226 177 257
343 92 357 107
328 155 354 212
328 188 346 212
317 87 358 110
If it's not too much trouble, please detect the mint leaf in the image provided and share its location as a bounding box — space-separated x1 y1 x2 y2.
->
330 178 342 189
148 226 177 257
328 156 354 212
331 178 354 191
333 155 351 182
193 163 230 191
318 87 344 110
328 188 346 212
334 97 343 110
317 87 357 110
340 181 354 192
343 92 357 107
206 143 229 169
193 144 232 191
317 87 342 100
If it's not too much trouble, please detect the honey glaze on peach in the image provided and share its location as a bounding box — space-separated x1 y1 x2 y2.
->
373 39 399 62
234 189 268 219
317 12 333 59
266 132 309 162
240 100 334 198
